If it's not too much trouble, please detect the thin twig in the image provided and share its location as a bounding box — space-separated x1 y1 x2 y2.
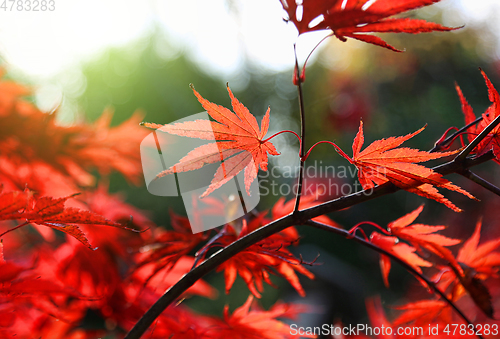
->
305 219 484 339
455 114 500 163
459 169 500 196
430 116 483 153
293 44 307 214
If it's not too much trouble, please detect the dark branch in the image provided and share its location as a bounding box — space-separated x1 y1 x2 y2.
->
305 219 483 339
125 151 494 339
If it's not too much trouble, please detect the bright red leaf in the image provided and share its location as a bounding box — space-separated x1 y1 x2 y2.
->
0 189 135 249
143 84 279 197
388 204 460 264
457 69 500 163
392 299 452 328
134 210 207 286
217 218 314 298
370 232 432 287
339 121 475 211
279 0 456 51
203 295 315 339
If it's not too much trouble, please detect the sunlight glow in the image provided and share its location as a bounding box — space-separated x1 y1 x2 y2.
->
0 0 497 80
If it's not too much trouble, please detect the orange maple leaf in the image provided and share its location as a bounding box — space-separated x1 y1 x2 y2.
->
432 220 500 318
369 205 461 287
338 121 475 211
204 295 315 339
279 0 456 51
370 232 432 287
217 218 314 298
388 204 460 263
144 84 279 198
0 189 135 249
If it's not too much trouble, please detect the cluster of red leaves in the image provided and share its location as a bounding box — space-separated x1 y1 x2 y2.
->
347 207 500 338
0 73 315 338
0 71 148 196
279 0 455 52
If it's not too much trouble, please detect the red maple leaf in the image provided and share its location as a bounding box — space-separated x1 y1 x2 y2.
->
368 205 460 287
338 121 475 211
203 295 315 339
279 0 456 51
143 84 279 197
388 204 460 264
457 69 500 162
434 220 500 318
392 299 452 328
134 210 207 285
0 189 135 249
216 218 314 298
0 72 148 196
370 232 432 287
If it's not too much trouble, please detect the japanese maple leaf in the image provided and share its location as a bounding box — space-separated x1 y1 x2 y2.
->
433 220 500 318
388 204 460 263
203 295 315 339
370 232 432 287
143 84 279 197
279 0 456 51
134 210 206 285
338 121 475 211
392 299 452 328
217 218 314 298
132 256 217 299
0 189 135 249
457 69 500 162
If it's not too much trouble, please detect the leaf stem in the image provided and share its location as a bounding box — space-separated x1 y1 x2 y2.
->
303 140 353 162
0 222 29 238
299 33 334 83
262 130 301 146
430 116 483 153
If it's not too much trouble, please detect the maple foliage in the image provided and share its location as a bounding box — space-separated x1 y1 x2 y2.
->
215 216 315 298
203 295 315 339
0 71 148 196
433 220 500 318
279 0 455 51
0 188 136 249
370 231 432 287
338 121 476 211
457 69 500 162
387 204 461 264
134 210 207 285
2 1 500 338
143 84 279 197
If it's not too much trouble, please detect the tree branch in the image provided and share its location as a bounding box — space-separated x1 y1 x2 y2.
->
124 151 494 339
455 114 500 163
293 44 307 214
305 220 483 339
459 169 500 196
